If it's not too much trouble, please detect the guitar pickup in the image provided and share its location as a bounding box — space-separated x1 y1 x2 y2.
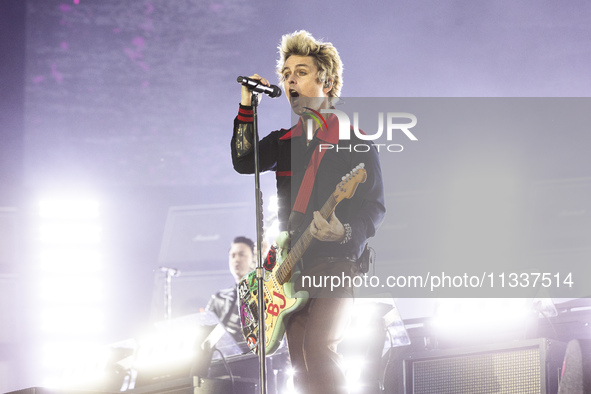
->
249 301 258 321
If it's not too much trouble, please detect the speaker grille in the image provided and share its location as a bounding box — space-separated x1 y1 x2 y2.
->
403 338 570 394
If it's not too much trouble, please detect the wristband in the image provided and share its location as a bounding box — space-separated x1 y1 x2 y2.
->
339 223 352 244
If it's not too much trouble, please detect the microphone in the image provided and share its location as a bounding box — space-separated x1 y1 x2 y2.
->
237 76 282 98
159 266 181 277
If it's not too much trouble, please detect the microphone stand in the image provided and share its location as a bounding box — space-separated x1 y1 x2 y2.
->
159 266 180 321
251 91 268 394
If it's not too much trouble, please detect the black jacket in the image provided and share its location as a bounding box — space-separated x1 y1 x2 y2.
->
205 284 244 344
231 105 386 265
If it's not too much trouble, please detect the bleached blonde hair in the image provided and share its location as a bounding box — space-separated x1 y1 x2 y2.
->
276 30 343 98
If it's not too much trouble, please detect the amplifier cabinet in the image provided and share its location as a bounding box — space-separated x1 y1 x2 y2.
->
403 338 566 394
126 376 257 394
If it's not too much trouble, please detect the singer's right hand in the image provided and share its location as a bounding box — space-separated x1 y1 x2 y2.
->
241 74 270 106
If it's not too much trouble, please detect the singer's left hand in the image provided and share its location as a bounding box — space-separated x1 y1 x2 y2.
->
310 211 345 242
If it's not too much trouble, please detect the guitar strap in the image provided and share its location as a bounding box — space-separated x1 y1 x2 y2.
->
288 142 327 234
287 111 340 234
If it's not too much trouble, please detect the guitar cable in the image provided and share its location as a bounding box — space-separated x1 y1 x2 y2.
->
213 347 236 394
380 326 395 392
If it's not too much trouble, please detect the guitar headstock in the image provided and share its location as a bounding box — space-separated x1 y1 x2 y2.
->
334 163 367 203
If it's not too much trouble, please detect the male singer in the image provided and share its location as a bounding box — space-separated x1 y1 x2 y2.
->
231 30 385 394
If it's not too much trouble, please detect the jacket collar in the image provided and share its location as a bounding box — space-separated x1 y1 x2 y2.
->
280 112 339 144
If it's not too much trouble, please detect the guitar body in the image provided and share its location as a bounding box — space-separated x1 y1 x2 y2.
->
238 164 367 355
238 231 308 355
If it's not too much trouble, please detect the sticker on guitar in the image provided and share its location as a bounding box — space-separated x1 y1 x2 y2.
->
238 280 250 300
267 291 287 317
263 246 277 271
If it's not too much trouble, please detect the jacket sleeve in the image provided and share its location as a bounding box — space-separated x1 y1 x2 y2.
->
231 104 279 174
205 293 223 320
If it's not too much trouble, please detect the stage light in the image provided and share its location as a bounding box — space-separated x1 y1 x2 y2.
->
265 195 280 240
283 368 298 394
285 367 296 376
38 249 102 273
265 219 281 241
340 300 398 393
133 327 200 370
32 195 107 387
38 199 99 219
533 297 558 317
130 323 216 386
433 298 534 338
120 323 219 390
41 341 131 391
38 223 102 244
342 356 365 392
40 307 105 334
37 276 104 303
267 194 279 214
344 300 392 341
41 341 107 370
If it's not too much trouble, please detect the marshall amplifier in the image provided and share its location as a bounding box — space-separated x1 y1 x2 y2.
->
403 338 566 394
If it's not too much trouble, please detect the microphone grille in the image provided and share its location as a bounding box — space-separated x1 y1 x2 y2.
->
270 85 282 98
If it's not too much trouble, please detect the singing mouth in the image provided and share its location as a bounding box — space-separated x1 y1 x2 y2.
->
289 89 299 98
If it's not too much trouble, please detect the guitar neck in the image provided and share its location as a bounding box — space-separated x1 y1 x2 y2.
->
277 194 338 285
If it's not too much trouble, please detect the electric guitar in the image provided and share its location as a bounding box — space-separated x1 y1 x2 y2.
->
237 164 367 355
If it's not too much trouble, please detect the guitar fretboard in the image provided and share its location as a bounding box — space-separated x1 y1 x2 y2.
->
276 194 338 285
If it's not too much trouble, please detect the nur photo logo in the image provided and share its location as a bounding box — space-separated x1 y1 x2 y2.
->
301 104 418 153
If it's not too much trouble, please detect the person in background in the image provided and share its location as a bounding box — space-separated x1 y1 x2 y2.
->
206 236 255 344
